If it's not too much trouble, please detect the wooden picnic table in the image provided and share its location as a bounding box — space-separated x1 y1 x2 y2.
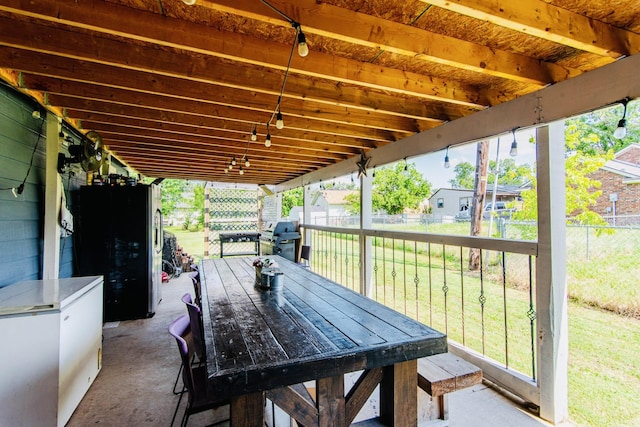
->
200 256 447 426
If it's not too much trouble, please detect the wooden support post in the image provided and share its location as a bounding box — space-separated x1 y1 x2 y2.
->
317 375 346 427
231 392 265 427
380 360 418 427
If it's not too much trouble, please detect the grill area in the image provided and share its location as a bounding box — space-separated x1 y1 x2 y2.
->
260 222 301 262
219 232 261 258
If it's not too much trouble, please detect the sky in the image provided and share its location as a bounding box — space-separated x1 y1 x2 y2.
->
412 128 538 190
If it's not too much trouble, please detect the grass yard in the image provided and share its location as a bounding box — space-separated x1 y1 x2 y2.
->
165 226 205 263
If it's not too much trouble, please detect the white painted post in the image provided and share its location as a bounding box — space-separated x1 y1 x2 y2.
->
43 113 61 280
303 185 312 244
535 123 569 424
360 173 373 297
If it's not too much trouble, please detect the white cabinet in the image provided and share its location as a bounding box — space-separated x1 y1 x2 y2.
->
0 276 103 427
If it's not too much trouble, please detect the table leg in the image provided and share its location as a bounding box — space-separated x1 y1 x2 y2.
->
230 391 265 426
380 359 418 426
317 375 346 427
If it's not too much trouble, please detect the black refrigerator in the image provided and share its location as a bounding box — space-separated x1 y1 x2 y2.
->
74 184 163 321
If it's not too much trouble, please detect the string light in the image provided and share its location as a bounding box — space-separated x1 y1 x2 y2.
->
276 109 284 130
239 166 244 175
509 129 518 157
245 157 250 167
444 146 450 168
251 126 257 141
614 98 630 139
265 128 272 148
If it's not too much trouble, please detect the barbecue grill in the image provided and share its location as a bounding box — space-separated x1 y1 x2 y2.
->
219 231 261 258
260 221 301 262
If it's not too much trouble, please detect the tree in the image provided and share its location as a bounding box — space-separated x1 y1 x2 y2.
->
345 162 431 214
449 162 475 188
192 183 205 229
564 101 640 155
160 179 186 217
512 129 613 224
487 158 533 186
282 187 304 217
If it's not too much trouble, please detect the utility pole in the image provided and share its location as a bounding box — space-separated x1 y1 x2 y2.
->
469 140 489 270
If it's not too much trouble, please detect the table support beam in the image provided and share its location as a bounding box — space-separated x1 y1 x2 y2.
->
317 375 346 427
231 391 265 426
380 360 418 426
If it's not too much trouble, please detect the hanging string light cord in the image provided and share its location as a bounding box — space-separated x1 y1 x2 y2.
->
260 0 301 127
0 116 45 195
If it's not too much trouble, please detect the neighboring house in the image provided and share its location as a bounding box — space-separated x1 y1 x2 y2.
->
589 144 640 217
318 190 356 217
428 186 524 219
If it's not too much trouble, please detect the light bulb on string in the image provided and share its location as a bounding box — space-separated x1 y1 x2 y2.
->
231 157 236 166
444 146 450 168
276 110 284 129
297 30 309 57
265 129 272 148
251 127 257 141
239 166 244 175
509 129 518 157
613 98 630 139
245 157 250 167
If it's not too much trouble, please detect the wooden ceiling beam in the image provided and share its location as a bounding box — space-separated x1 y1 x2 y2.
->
101 135 339 166
0 5 489 107
86 124 359 161
0 45 459 124
43 89 401 142
20 72 421 136
201 0 579 85
424 0 639 58
71 112 375 154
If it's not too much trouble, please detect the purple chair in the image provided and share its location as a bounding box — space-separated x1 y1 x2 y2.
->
168 315 227 427
181 293 205 363
189 271 202 309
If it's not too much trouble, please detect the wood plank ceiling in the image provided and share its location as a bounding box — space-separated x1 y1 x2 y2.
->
1 0 639 185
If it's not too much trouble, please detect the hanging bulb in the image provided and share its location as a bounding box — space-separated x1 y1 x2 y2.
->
228 161 233 170
245 157 250 167
265 132 272 148
510 129 518 157
224 168 229 174
276 111 284 129
444 146 450 168
614 118 627 139
239 166 244 175
404 158 408 172
250 127 257 141
372 166 376 178
231 157 236 166
613 98 629 140
297 30 309 57
182 0 196 5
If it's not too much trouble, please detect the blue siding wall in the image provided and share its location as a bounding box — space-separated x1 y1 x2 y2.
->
0 83 47 287
0 84 80 287
1 83 138 288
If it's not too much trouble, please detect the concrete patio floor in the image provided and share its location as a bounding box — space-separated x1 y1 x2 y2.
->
67 272 552 427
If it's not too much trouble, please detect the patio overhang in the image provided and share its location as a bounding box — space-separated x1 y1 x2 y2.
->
0 0 638 186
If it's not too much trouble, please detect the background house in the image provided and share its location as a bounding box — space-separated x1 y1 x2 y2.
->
590 144 640 222
428 186 524 220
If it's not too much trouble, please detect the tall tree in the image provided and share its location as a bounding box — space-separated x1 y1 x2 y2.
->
449 162 475 188
282 187 304 217
345 162 431 214
513 126 613 224
160 179 186 217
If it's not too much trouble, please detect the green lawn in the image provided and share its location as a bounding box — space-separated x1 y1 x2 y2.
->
165 226 205 263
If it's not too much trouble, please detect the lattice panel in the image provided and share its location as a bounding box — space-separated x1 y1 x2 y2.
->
206 187 259 258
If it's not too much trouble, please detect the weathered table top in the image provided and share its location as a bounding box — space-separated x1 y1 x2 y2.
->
200 256 447 399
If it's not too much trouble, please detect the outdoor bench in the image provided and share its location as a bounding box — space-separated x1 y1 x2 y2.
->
418 352 483 426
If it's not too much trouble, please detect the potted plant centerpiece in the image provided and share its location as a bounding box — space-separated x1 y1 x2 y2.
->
252 257 278 286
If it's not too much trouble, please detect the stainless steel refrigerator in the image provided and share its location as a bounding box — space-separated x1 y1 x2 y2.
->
74 183 162 321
